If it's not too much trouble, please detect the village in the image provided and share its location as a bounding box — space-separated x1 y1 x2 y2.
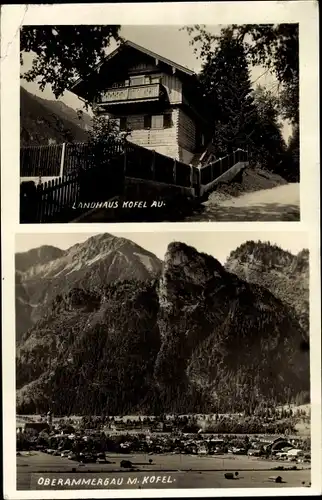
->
17 408 311 467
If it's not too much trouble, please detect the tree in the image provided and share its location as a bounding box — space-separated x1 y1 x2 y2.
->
252 84 287 174
196 28 259 158
231 24 299 124
285 123 300 181
20 25 122 100
185 23 299 125
185 25 298 177
76 114 130 170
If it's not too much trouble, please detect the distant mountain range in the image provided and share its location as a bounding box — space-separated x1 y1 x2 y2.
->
16 234 309 415
20 86 92 146
15 234 161 339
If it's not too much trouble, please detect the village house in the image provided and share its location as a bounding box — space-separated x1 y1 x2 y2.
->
70 40 214 166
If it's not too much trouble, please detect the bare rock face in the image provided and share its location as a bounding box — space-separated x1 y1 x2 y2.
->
155 242 309 412
16 237 310 415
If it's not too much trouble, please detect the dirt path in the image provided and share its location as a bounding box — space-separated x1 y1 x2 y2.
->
186 183 300 222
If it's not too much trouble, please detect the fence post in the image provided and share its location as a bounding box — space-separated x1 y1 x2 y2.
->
60 143 66 177
219 158 222 175
190 165 193 188
173 159 177 185
233 150 236 165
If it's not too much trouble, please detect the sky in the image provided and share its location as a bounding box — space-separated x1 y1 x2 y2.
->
15 231 307 264
20 25 292 141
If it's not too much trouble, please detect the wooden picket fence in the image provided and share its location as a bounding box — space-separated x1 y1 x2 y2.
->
20 141 124 177
20 173 80 223
20 144 63 177
20 140 195 188
20 140 248 223
20 158 125 223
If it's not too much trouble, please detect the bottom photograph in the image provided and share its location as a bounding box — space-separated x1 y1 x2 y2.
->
15 230 310 491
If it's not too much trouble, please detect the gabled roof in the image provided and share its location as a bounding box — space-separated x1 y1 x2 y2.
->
121 40 195 76
70 39 196 93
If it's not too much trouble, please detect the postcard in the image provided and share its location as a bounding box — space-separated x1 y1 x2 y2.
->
1 1 320 499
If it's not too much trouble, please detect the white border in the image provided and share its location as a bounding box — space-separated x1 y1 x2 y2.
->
1 2 320 499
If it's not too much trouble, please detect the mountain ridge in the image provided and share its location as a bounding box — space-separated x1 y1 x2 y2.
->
225 240 309 336
20 86 92 146
15 233 162 341
16 235 309 415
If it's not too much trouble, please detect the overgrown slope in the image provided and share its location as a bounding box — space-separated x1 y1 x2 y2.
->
225 240 309 336
20 87 92 146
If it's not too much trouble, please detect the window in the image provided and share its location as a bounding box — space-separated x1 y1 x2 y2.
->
143 113 172 130
128 117 144 130
144 76 160 84
151 115 164 129
130 76 145 86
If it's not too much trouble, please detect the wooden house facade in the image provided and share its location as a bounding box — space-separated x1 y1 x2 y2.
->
70 41 214 166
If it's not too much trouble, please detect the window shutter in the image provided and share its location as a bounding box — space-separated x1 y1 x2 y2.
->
120 117 127 131
144 115 151 129
164 113 172 128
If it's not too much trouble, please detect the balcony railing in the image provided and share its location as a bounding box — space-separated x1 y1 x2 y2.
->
99 83 161 105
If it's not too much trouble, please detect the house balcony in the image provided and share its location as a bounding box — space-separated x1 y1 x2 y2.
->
96 83 169 113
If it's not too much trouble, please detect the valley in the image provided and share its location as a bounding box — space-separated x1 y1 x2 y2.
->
15 232 311 490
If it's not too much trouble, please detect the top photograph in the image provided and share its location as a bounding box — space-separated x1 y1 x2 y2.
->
20 24 300 223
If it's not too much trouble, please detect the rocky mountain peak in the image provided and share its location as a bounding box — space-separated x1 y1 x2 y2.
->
15 233 162 341
226 240 297 271
164 242 224 284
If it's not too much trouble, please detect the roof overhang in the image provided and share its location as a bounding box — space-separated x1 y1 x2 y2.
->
69 40 196 101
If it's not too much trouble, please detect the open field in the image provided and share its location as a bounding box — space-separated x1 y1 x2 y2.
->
17 451 310 490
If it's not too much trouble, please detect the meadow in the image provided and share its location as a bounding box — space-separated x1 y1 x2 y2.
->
17 451 311 490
